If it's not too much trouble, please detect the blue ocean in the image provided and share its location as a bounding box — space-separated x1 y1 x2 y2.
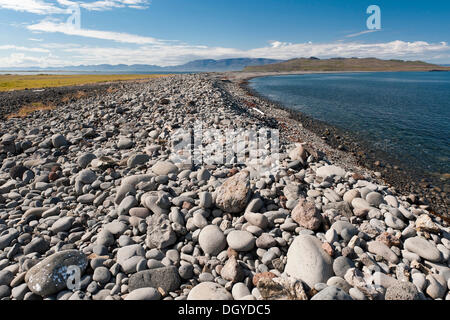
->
250 72 450 179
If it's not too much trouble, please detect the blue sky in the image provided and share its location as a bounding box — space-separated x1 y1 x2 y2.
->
0 0 449 68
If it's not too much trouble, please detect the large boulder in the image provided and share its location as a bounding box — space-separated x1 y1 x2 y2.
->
145 214 177 249
128 266 181 293
198 225 227 256
215 170 251 214
291 198 322 231
141 191 171 215
404 237 442 262
285 235 334 288
25 250 88 297
316 165 346 179
385 281 420 300
151 161 178 175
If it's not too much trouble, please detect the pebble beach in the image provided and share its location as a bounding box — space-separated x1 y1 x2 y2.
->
0 73 449 301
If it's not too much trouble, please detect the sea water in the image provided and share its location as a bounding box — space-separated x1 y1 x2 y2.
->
250 72 450 178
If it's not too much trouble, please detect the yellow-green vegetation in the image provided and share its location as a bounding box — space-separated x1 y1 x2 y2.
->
243 58 450 72
0 74 169 92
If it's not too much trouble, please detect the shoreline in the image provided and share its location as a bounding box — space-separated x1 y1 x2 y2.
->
219 71 448 218
1 71 448 216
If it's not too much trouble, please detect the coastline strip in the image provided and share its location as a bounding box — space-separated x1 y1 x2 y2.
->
221 71 449 216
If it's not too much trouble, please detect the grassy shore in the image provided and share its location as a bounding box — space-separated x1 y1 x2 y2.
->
0 74 169 92
243 57 450 72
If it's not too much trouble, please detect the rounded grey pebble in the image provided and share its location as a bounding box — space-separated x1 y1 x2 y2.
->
314 283 328 291
232 282 251 300
125 288 161 300
179 264 194 280
93 244 108 256
146 249 164 260
0 285 11 299
198 225 227 256
93 267 111 285
199 272 215 282
87 281 99 294
0 270 14 286
227 230 255 252
311 286 353 300
333 256 355 278
349 287 367 300
147 259 165 269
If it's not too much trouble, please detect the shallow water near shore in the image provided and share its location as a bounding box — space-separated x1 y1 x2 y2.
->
249 72 450 182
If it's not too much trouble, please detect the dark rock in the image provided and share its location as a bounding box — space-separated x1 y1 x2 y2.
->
23 237 50 255
10 165 28 180
25 250 88 297
128 266 181 293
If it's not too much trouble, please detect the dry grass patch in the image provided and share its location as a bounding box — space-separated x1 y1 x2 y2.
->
7 102 55 119
106 86 118 94
75 90 87 99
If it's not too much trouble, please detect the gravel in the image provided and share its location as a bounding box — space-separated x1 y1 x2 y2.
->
0 73 448 301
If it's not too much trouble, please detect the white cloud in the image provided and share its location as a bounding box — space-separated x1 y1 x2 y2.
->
79 1 127 11
28 20 162 45
269 41 293 49
0 52 67 68
3 17 450 69
128 5 148 10
1 38 449 68
80 0 150 11
0 0 68 14
245 40 449 61
3 0 447 69
345 29 381 38
1 40 449 69
0 45 50 53
57 40 450 67
0 0 150 14
24 14 449 65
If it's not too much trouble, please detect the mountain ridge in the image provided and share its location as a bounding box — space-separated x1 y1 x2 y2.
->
1 58 284 72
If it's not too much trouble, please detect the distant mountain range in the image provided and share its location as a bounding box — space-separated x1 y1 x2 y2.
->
1 58 284 72
3 58 448 73
244 57 450 72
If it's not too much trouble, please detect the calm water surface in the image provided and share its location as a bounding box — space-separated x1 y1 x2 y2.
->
250 72 450 177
